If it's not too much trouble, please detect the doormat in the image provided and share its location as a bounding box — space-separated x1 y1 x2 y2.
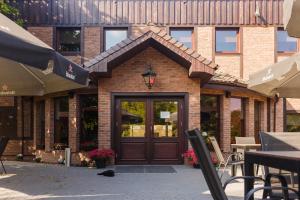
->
115 166 177 173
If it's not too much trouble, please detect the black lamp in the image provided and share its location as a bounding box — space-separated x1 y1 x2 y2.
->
141 64 156 89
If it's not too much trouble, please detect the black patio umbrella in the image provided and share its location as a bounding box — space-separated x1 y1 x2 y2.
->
0 13 89 96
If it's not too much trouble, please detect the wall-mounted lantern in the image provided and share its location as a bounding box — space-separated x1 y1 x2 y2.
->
141 64 156 89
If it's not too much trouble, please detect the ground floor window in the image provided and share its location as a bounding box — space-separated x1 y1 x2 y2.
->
0 97 17 138
37 101 45 149
201 95 220 142
22 97 34 139
230 97 246 143
254 101 263 143
54 97 69 150
286 113 300 132
80 94 98 151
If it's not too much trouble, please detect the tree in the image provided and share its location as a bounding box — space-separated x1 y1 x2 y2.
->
0 0 23 26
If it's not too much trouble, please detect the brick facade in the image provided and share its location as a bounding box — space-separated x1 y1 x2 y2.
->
196 27 214 60
44 98 54 152
68 94 80 153
243 27 276 80
98 47 201 149
83 27 101 61
215 55 241 78
27 27 53 47
0 16 294 164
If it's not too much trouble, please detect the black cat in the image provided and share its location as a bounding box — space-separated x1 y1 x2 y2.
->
97 170 115 177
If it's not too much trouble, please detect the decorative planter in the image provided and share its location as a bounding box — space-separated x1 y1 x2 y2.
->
193 163 201 169
95 158 107 168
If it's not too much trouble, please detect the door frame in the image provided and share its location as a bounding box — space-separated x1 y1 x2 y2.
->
111 92 189 164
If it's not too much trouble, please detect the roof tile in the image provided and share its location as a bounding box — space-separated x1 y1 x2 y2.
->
210 73 246 87
85 26 219 77
185 49 194 55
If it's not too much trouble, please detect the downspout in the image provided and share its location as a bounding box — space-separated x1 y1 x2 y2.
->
267 98 271 132
21 97 24 156
283 98 287 132
273 95 279 132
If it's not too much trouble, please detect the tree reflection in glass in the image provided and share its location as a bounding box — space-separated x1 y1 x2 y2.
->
230 98 245 143
121 101 145 137
201 95 220 142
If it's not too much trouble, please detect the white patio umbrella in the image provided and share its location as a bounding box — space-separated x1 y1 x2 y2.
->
248 53 300 98
0 13 89 96
284 0 300 37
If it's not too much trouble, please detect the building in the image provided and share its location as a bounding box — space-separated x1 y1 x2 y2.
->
0 0 298 165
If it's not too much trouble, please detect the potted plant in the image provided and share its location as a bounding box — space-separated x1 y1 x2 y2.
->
88 149 114 169
183 150 218 169
16 153 23 161
183 150 200 168
33 156 42 163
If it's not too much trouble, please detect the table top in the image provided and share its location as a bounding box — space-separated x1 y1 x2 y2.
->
246 151 300 161
231 143 261 148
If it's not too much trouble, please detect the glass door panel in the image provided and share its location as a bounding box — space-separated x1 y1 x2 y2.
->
121 101 146 137
153 101 178 138
201 95 220 142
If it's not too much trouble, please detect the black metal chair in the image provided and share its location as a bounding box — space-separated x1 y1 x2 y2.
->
0 136 9 174
186 129 299 200
260 132 300 186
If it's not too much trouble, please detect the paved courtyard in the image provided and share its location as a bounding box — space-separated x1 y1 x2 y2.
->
0 161 259 200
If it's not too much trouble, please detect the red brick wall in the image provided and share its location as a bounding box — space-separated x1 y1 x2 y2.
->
98 47 201 149
220 95 231 152
275 98 284 132
83 27 101 61
27 27 53 47
0 97 14 107
69 94 80 153
45 98 54 152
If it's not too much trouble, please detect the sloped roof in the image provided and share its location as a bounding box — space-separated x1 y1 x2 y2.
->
209 73 247 87
85 26 218 83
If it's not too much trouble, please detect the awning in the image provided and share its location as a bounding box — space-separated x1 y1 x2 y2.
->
248 53 300 98
0 13 89 96
284 0 300 37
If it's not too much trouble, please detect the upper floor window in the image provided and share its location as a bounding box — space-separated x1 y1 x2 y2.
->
57 28 81 54
277 28 298 53
104 28 128 51
170 28 193 49
216 28 239 53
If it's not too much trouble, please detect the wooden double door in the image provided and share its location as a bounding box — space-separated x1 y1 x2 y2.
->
114 97 185 164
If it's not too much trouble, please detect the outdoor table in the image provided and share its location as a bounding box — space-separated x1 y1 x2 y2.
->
244 151 300 200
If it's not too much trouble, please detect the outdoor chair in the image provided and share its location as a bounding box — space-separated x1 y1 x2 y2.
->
209 136 244 179
260 132 300 187
0 136 9 174
186 129 299 200
235 136 260 175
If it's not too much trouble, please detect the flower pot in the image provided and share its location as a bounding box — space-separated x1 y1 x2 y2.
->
95 158 106 168
193 163 201 169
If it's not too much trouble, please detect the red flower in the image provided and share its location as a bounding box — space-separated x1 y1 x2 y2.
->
88 149 115 160
183 150 198 165
183 150 218 165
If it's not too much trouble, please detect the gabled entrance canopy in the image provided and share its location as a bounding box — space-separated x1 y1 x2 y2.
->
85 27 218 84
